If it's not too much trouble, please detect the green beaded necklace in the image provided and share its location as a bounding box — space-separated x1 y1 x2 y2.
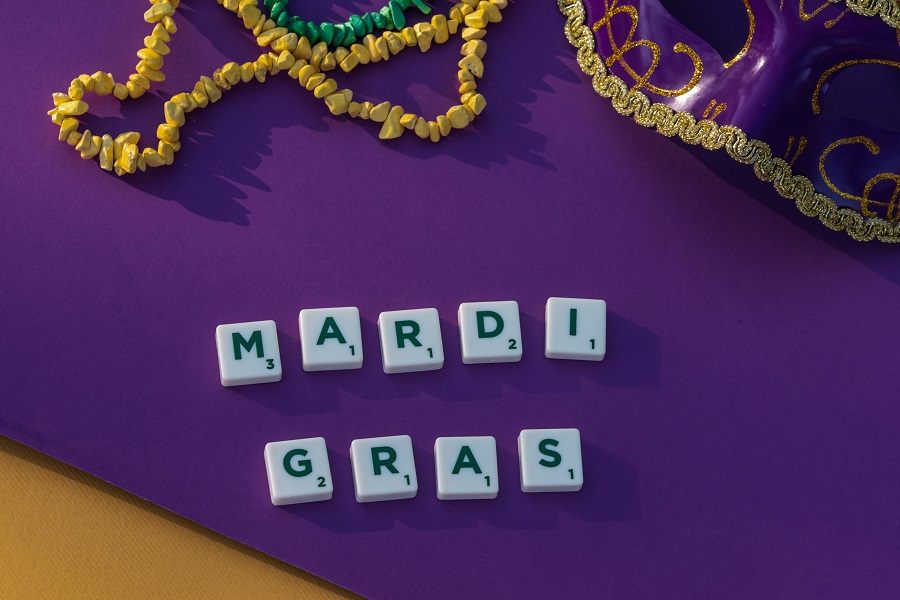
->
261 0 432 49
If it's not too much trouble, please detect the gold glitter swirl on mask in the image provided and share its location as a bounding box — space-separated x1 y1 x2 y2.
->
812 59 900 113
559 0 900 241
723 0 755 68
800 0 849 27
702 99 727 119
591 0 703 97
784 135 808 167
819 137 900 219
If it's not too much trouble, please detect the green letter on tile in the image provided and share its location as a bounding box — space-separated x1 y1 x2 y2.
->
451 445 483 474
476 311 504 339
283 449 313 477
371 446 400 475
316 316 347 345
233 330 264 360
395 320 422 348
538 439 562 467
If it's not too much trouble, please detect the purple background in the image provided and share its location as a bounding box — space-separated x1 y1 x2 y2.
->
3 1 900 598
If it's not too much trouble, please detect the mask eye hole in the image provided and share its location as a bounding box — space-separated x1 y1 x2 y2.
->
658 0 750 66
818 63 900 133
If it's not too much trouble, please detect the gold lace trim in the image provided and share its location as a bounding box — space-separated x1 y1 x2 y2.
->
845 0 900 29
558 0 900 242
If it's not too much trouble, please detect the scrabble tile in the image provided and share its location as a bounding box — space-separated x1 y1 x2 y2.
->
264 437 334 505
434 436 499 500
350 435 418 502
458 301 523 364
299 306 363 371
518 428 583 492
377 308 444 374
215 320 282 386
545 297 606 361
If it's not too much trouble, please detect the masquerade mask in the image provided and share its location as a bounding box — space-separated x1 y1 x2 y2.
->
559 0 900 242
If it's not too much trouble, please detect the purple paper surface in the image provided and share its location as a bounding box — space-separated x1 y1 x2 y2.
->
3 1 900 599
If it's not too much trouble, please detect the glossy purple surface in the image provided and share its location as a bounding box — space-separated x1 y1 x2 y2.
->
586 0 900 221
2 1 900 598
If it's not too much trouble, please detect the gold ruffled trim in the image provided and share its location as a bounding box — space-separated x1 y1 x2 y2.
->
558 0 900 242
845 0 900 29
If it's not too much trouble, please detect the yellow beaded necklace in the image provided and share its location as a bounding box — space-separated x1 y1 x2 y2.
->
47 0 506 177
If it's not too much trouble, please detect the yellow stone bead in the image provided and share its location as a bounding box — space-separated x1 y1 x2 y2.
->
277 50 295 70
414 117 430 139
162 14 177 33
272 32 298 53
363 35 381 63
334 47 350 63
92 72 114 96
461 4 474 16
459 80 477 94
192 81 209 107
479 1 502 22
448 19 459 35
359 101 374 119
467 92 487 115
400 113 417 130
113 83 129 100
287 60 305 79
320 52 336 72
202 76 222 102
223 62 242 85
297 64 317 86
79 73 94 92
385 32 404 55
57 100 89 116
257 27 288 47
414 23 434 52
126 79 145 97
310 41 328 68
402 27 417 47
157 123 179 143
152 22 170 42
432 15 449 44
340 53 360 73
58 118 79 141
75 129 93 152
305 72 326 91
242 5 261 28
158 141 175 165
449 7 463 22
295 37 312 61
144 35 170 55
224 0 240 11
459 54 484 78
50 111 66 125
447 105 471 128
375 37 390 61
324 92 350 115
460 91 476 104
241 62 255 82
81 135 102 160
68 79 84 101
351 44 370 64
369 101 391 122
428 121 441 142
144 3 175 23
461 39 487 58
462 27 486 41
313 78 337 98
254 61 267 82
117 142 139 175
491 0 508 7
99 135 115 171
164 101 185 126
252 14 266 36
137 61 166 82
138 48 164 70
464 11 488 29
143 148 166 167
437 114 451 136
129 74 151 89
378 105 405 139
348 102 362 117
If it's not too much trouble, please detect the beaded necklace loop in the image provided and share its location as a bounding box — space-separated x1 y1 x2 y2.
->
47 0 505 176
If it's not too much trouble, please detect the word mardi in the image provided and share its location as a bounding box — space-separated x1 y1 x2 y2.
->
215 297 607 386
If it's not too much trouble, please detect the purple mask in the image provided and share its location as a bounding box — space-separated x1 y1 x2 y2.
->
559 0 900 242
